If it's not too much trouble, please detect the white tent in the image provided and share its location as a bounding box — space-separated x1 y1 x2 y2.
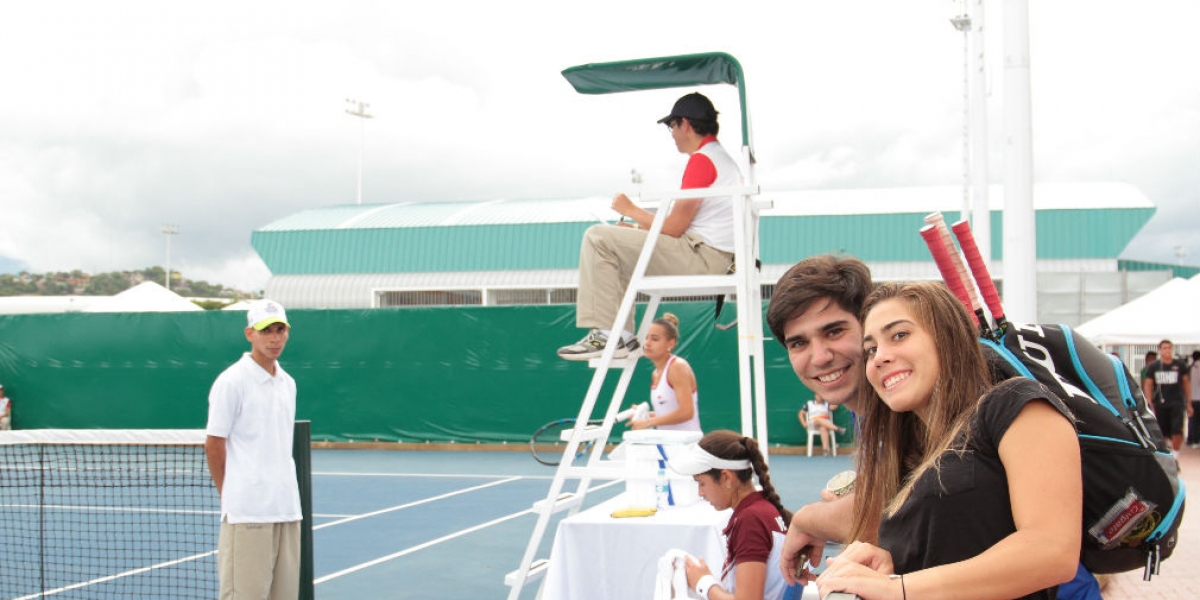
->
0 296 103 314
82 281 203 313
1075 276 1200 346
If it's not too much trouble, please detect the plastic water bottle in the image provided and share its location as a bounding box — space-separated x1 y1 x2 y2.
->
655 462 671 509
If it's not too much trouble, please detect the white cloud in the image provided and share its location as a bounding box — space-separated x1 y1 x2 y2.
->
0 0 1196 292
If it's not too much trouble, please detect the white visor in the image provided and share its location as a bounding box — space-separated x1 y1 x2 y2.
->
668 444 752 476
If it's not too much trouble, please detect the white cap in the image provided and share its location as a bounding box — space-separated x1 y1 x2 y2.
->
668 443 752 476
246 299 289 331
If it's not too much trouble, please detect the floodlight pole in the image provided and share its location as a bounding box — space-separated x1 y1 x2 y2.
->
345 99 374 205
162 223 179 290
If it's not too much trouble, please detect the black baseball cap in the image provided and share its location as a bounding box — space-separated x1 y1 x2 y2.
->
657 92 718 124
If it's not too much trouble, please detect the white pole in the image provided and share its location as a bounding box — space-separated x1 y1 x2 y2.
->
969 0 991 265
162 223 179 290
952 10 971 221
1003 0 1037 322
344 99 374 205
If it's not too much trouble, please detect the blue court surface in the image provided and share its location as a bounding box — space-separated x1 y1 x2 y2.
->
0 445 849 599
309 447 851 599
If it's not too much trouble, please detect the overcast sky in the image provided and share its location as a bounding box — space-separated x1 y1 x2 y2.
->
1 0 1196 292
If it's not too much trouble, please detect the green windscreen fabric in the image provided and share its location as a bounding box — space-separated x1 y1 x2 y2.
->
562 52 750 149
0 304 824 446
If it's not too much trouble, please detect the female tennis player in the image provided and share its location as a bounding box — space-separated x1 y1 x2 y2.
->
671 430 793 600
628 313 701 431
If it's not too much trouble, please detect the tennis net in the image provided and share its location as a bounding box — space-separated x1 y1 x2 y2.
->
0 428 311 600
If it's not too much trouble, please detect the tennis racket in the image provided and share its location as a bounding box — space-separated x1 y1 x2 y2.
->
923 212 994 339
528 418 602 466
950 219 1008 336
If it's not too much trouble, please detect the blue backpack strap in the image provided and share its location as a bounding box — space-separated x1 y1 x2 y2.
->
1106 353 1137 411
1060 326 1121 417
980 337 1034 378
1147 479 1186 543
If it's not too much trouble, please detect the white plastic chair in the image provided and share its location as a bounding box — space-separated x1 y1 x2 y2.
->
805 420 839 457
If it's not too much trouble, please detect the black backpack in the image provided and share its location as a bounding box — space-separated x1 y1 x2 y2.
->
981 323 1185 580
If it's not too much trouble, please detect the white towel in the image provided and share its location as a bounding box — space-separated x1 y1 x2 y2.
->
653 549 699 600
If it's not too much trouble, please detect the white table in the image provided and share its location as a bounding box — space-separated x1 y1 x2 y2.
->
541 493 730 600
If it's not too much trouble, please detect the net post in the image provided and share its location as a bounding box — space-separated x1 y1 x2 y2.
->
293 420 315 600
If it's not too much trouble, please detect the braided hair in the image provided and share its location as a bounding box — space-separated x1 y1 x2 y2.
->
698 429 792 525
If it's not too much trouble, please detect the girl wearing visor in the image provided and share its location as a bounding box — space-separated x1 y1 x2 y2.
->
671 430 792 600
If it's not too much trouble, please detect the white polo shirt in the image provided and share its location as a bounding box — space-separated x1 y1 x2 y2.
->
685 139 741 253
206 353 302 523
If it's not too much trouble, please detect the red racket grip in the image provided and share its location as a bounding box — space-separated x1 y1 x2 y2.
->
951 220 1005 323
926 213 980 311
920 224 977 324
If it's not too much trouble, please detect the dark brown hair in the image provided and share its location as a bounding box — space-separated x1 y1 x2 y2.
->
766 255 873 345
697 430 792 525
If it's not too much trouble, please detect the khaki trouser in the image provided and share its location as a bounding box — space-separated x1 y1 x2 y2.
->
576 225 734 333
219 519 301 600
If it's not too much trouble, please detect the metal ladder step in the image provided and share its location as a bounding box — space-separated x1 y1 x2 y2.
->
532 492 584 515
505 558 551 587
637 274 738 296
561 424 607 443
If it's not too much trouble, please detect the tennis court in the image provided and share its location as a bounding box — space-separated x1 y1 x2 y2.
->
0 435 849 600
306 447 847 599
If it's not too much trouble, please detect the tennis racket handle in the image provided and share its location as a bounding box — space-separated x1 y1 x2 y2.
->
616 402 649 422
919 225 976 323
950 220 1005 321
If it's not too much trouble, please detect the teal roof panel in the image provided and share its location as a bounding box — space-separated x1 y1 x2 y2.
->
251 184 1157 275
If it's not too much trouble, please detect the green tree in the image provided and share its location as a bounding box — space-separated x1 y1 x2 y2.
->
193 299 234 310
141 266 166 285
84 272 132 296
38 279 73 295
187 279 226 298
0 274 36 296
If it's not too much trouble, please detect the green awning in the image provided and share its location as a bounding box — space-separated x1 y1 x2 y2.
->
562 52 751 151
562 52 743 94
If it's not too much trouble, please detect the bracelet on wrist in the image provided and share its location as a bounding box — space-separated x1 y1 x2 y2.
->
889 573 907 600
695 574 717 599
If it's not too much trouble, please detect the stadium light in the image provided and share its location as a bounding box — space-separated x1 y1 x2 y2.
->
345 98 374 205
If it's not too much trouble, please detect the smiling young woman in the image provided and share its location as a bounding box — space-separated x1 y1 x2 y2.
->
815 281 1082 600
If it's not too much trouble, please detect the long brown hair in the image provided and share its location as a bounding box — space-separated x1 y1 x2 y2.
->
698 430 792 525
848 281 990 542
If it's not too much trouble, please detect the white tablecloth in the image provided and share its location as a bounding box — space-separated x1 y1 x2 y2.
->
541 493 730 600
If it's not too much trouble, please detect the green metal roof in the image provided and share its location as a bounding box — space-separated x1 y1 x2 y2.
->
251 185 1156 276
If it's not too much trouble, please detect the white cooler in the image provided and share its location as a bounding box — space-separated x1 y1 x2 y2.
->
621 429 703 508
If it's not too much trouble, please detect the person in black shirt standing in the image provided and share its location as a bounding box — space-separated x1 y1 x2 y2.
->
1142 339 1193 457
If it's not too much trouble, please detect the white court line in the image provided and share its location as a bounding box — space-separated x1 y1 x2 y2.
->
10 549 217 600
316 471 553 480
314 479 623 584
315 476 523 529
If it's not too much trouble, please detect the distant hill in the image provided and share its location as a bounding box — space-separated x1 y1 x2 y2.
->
0 267 253 300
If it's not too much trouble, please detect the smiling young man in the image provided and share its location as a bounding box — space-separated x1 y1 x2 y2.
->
205 300 302 600
764 255 873 584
